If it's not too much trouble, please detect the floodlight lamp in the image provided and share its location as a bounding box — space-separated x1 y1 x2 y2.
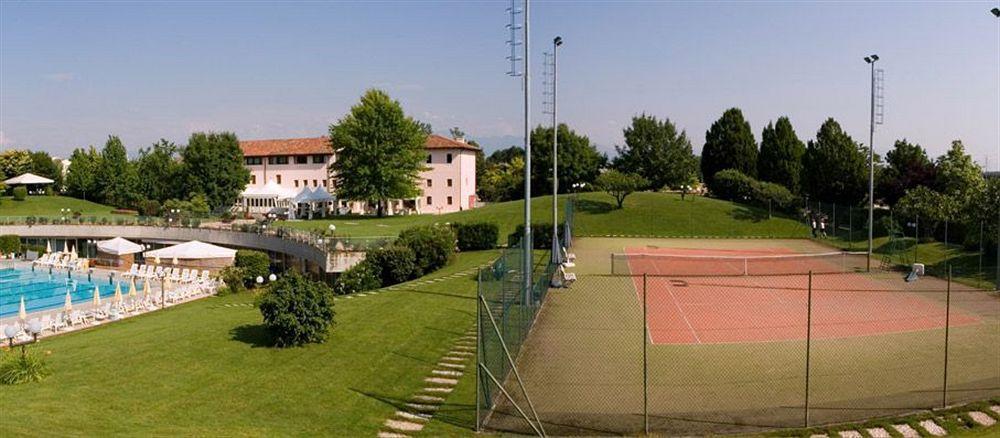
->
992 7 1000 17
871 54 879 61
554 36 562 46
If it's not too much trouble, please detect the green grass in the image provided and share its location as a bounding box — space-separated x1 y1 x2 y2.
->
282 191 811 241
0 195 121 217
0 250 496 436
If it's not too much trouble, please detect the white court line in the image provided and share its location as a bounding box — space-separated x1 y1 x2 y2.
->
650 257 702 345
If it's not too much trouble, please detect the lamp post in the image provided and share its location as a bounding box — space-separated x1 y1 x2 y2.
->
993 6 999 289
864 54 879 272
550 36 564 265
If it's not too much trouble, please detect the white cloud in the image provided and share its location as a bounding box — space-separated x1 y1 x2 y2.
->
44 73 76 82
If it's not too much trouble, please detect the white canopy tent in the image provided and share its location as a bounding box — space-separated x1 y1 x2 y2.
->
144 240 237 260
95 237 143 256
290 187 335 219
4 172 55 185
238 180 299 214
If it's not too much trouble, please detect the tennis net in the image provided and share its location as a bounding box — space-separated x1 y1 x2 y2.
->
610 251 870 276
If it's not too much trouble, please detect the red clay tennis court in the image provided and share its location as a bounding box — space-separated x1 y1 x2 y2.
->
619 247 980 345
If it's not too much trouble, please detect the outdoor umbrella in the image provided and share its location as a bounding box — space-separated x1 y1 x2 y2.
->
172 257 179 266
18 296 27 321
142 278 151 299
64 290 73 312
92 285 101 306
154 256 161 265
128 279 138 298
113 282 123 304
45 241 52 254
68 244 75 255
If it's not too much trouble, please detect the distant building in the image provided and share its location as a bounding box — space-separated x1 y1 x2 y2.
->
237 134 477 216
985 171 999 180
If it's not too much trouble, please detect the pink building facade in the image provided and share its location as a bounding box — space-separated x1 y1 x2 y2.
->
237 134 477 216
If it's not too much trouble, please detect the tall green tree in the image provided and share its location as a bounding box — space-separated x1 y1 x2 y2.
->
28 151 63 190
875 139 936 206
757 117 805 194
181 132 250 211
934 140 985 206
802 118 868 205
0 150 31 180
613 114 698 190
64 147 101 201
98 135 141 208
136 139 184 202
530 124 605 196
329 89 427 216
701 108 758 192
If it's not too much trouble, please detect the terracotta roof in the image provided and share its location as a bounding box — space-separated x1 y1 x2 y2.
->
241 134 479 157
240 137 333 157
425 134 480 151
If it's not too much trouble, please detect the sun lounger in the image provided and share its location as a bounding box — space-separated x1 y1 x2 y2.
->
123 264 139 279
198 270 211 284
38 315 52 333
179 269 191 283
52 312 68 331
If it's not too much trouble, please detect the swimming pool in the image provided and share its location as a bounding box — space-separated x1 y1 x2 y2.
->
0 267 134 318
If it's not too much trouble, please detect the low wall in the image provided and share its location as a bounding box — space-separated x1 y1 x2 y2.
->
0 225 363 273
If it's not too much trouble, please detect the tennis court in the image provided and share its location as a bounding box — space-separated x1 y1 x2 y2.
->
484 238 1000 436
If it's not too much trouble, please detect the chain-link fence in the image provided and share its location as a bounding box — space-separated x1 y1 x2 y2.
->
479 263 999 436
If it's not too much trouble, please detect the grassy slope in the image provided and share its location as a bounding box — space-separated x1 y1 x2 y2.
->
0 250 496 436
0 195 120 217
282 191 811 240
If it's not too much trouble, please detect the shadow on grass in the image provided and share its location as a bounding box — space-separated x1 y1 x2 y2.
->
730 206 768 223
230 324 276 348
575 199 614 214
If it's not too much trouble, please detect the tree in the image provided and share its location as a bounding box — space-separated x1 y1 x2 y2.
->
613 114 698 190
875 139 936 206
934 140 985 207
329 89 428 216
64 147 101 201
0 150 31 181
701 108 758 191
136 139 184 202
530 124 605 196
449 126 465 139
595 170 648 209
895 185 955 239
802 118 868 205
181 132 250 211
479 154 524 202
758 117 805 194
417 121 433 135
98 135 141 208
487 146 523 166
235 250 271 287
28 151 63 190
257 272 336 347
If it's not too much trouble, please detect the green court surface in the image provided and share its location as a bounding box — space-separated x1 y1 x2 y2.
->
483 237 1000 436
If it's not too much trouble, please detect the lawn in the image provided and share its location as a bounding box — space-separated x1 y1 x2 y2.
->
0 250 496 436
0 195 121 218
282 191 811 241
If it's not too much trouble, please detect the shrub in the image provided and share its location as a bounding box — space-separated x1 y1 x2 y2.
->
139 199 161 217
0 235 21 255
712 169 798 212
334 261 380 295
365 245 417 286
453 222 499 251
397 225 456 275
12 186 27 201
43 186 54 196
509 223 565 250
0 350 50 385
235 250 271 287
257 272 336 347
219 266 247 294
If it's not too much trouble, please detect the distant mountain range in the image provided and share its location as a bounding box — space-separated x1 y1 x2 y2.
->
468 134 613 157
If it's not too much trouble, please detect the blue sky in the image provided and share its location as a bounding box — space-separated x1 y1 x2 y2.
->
1 1 998 170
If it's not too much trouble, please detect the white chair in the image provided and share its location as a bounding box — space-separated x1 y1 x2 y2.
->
562 247 576 263
198 270 211 284
187 270 200 284
123 264 139 279
179 269 191 283
32 254 50 265
169 268 181 282
38 315 52 333
52 312 67 331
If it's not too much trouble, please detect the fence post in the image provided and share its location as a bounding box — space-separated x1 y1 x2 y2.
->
942 265 951 408
849 205 853 251
979 221 984 289
804 271 813 428
643 273 649 435
476 268 482 432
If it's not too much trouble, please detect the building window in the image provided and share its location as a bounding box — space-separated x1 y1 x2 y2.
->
447 196 453 205
312 155 326 164
245 157 263 165
447 178 453 187
296 155 308 164
268 156 289 165
426 196 432 205
446 153 453 164
250 175 256 184
276 175 282 184
427 179 432 187
322 180 327 187
294 180 299 188
426 154 432 164
313 179 318 187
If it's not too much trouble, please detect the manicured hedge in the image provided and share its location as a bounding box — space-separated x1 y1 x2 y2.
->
508 223 565 250
235 249 271 287
396 225 456 275
0 235 21 255
12 187 27 201
453 222 499 251
365 245 418 286
258 272 336 347
712 169 797 212
334 261 380 295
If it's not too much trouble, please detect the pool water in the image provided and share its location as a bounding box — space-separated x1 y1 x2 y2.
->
0 267 139 318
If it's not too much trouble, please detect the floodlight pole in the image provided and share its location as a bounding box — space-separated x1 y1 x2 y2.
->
522 0 532 303
550 36 563 265
865 54 879 272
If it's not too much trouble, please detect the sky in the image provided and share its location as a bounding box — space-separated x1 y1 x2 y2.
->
1 1 998 170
